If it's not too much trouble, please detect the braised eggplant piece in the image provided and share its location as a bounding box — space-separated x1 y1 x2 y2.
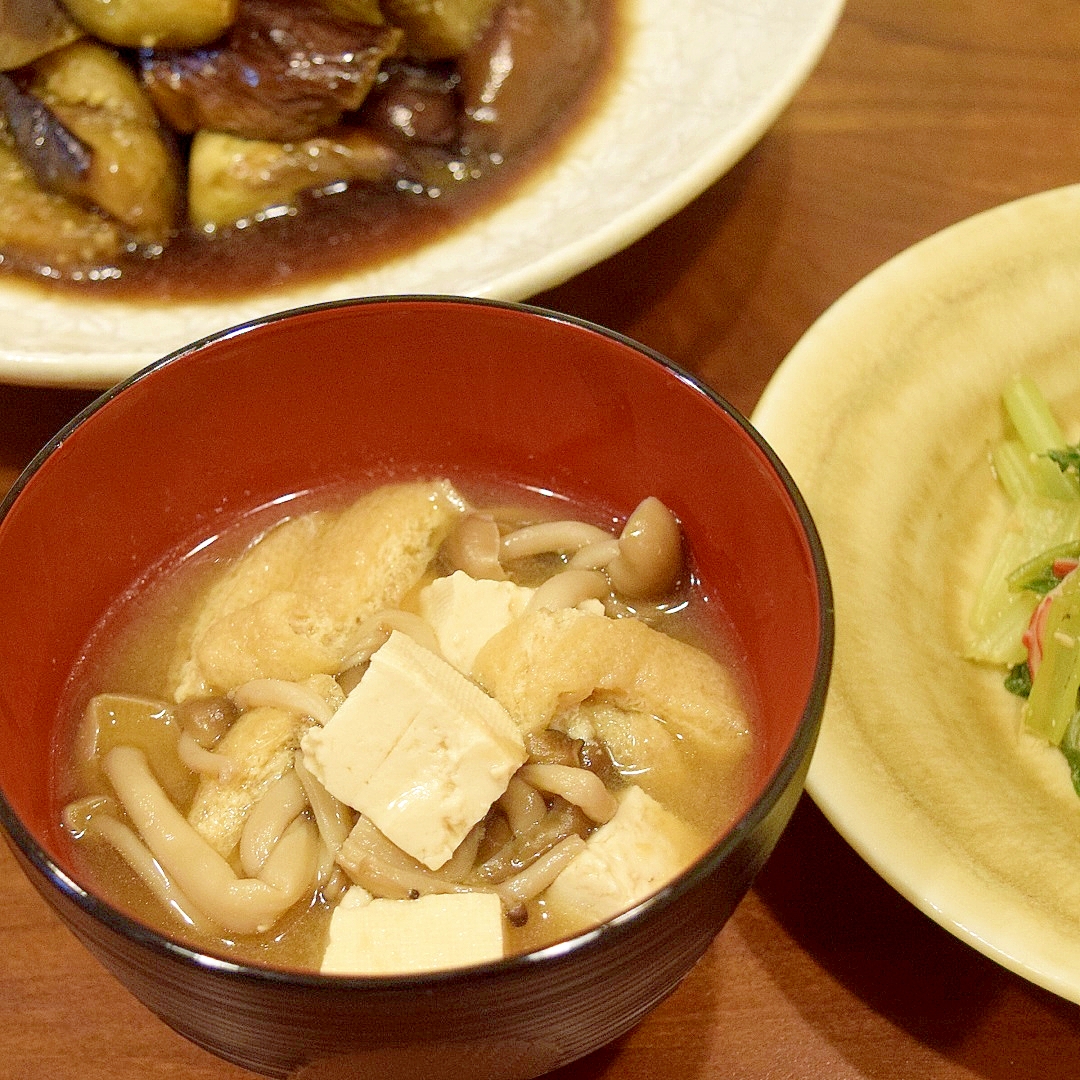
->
314 0 386 26
0 0 82 71
26 41 180 243
0 72 92 197
459 0 601 157
360 62 460 148
140 0 404 144
381 0 501 60
187 127 401 230
0 0 614 292
61 0 238 49
0 136 121 266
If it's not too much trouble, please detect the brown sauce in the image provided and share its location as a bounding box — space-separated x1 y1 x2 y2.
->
0 0 620 303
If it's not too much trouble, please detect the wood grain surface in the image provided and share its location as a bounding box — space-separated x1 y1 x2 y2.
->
5 1 1080 1077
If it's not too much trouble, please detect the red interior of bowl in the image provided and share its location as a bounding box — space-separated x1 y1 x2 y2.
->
0 298 827 871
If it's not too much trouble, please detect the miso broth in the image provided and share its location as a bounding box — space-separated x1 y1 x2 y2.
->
57 478 759 973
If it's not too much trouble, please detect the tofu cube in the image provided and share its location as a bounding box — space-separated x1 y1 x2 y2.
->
542 785 707 926
321 888 504 975
300 630 525 870
418 570 535 675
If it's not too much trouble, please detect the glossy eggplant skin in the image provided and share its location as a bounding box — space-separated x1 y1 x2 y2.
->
0 137 122 266
140 1 404 144
0 71 92 196
22 41 180 243
360 62 461 149
458 0 601 157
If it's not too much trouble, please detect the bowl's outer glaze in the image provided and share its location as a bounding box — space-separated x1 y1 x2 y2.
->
0 297 831 1078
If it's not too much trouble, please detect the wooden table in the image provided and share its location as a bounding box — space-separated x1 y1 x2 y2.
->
5 1 1080 1076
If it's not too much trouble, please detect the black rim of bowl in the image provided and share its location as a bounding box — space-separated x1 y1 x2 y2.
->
0 294 834 990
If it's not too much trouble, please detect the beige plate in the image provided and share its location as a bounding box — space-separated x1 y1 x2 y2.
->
0 0 844 388
753 184 1080 1003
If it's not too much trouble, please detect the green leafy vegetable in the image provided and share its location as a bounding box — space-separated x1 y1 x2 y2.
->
1060 709 1080 798
972 376 1080 797
1005 661 1032 698
1006 540 1080 595
1001 374 1080 500
966 496 1080 665
1045 445 1080 478
1024 555 1080 745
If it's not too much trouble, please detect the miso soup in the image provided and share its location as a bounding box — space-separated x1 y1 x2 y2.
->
57 477 759 974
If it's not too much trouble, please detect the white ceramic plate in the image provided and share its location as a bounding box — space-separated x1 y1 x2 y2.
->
0 0 844 388
752 184 1080 1003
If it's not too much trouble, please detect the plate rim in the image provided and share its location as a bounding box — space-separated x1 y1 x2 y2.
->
752 181 1080 1004
0 0 845 388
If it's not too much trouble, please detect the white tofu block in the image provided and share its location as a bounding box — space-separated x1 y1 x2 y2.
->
321 889 505 975
300 630 525 870
418 570 535 674
542 785 707 926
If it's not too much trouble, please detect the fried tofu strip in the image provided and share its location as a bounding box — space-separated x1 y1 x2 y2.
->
473 607 751 751
171 479 467 700
186 675 345 856
186 704 306 858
